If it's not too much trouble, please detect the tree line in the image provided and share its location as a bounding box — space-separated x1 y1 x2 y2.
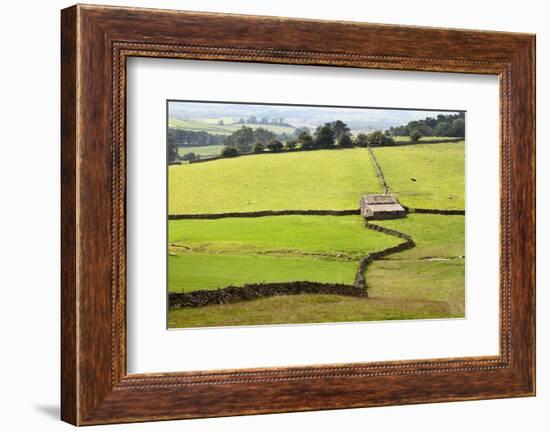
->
217 120 395 159
167 129 226 146
388 112 465 138
168 113 465 162
235 116 293 127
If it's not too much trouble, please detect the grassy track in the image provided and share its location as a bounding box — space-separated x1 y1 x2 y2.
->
372 142 464 210
169 148 379 214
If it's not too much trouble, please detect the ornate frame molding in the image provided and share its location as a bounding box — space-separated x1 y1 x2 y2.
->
61 5 535 425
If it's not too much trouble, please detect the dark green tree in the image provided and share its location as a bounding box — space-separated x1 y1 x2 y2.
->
253 142 265 153
168 141 179 162
293 126 310 137
354 133 369 147
181 152 198 161
314 123 336 148
407 121 433 137
253 127 277 144
226 126 255 153
338 133 354 148
388 112 464 139
285 140 297 150
297 131 315 150
410 129 422 142
367 130 395 146
267 140 284 152
330 120 350 140
167 128 225 146
434 122 453 137
221 146 239 158
451 118 465 137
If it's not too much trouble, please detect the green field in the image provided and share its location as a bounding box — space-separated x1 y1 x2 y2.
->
169 260 464 326
168 213 465 327
169 148 380 214
169 118 231 134
168 215 398 259
177 145 224 158
375 213 464 259
169 254 359 293
168 215 401 292
169 117 295 135
373 142 464 210
167 142 465 328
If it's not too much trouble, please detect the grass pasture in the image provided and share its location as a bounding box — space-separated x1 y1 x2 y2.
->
167 139 465 328
169 117 296 135
168 215 401 293
168 258 465 327
168 253 359 293
167 213 465 327
373 142 465 210
169 118 230 134
168 215 399 259
374 213 464 259
177 145 225 158
169 148 380 214
168 232 465 327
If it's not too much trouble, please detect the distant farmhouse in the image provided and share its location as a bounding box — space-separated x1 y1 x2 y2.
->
359 194 406 220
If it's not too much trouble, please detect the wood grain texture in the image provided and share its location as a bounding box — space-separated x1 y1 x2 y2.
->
60 4 536 425
60 5 78 425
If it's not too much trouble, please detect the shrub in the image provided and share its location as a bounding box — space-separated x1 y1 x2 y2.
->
285 140 297 150
253 142 265 153
410 130 422 142
354 133 369 147
368 130 395 146
267 140 284 152
181 152 198 161
297 131 315 150
221 146 239 158
168 141 179 162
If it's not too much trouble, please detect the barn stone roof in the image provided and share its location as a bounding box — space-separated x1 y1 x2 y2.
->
360 194 406 214
368 203 406 213
361 194 400 205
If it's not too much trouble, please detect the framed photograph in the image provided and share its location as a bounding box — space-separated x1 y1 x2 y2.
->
61 4 535 425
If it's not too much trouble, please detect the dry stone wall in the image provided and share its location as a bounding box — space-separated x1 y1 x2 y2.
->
169 281 368 308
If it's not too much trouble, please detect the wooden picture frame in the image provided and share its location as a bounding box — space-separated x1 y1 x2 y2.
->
61 4 535 425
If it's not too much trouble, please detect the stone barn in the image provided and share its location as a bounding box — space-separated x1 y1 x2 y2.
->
359 194 406 220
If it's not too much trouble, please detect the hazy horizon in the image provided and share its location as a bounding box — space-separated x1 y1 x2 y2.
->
168 100 463 132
